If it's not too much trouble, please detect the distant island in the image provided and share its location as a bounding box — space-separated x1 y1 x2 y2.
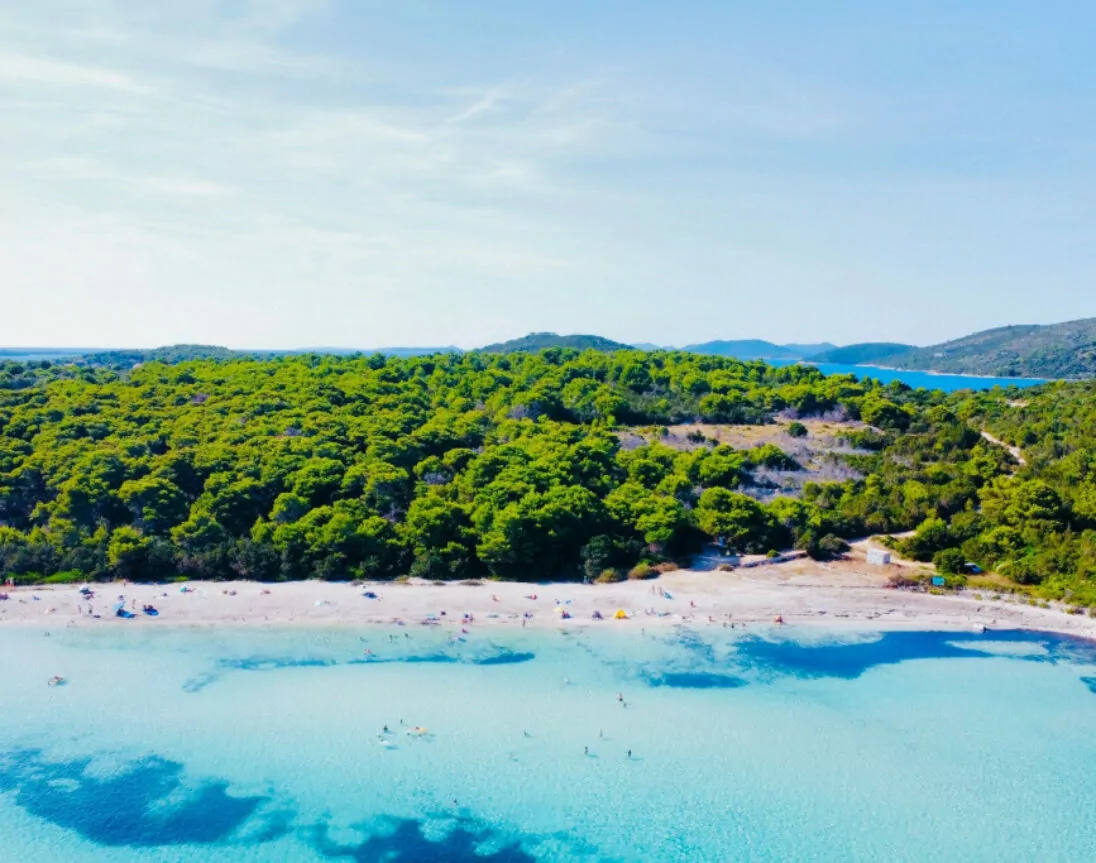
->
810 343 917 366
478 332 634 353
678 340 836 361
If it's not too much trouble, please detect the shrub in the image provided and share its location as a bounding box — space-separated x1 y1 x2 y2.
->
43 570 84 585
654 562 678 574
596 568 624 584
816 534 849 560
787 421 808 438
717 563 734 572
627 563 657 580
932 548 966 576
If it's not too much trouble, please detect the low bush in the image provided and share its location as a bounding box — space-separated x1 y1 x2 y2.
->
42 570 84 585
596 568 624 584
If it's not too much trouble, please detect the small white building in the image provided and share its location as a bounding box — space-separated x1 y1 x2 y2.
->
867 548 892 566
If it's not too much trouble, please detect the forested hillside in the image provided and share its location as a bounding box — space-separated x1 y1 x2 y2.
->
886 319 1096 378
0 350 1094 603
811 343 915 365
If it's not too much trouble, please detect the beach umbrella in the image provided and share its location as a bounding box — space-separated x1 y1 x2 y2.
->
112 601 125 613
614 609 628 620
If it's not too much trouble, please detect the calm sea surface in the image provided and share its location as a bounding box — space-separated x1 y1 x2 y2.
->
770 360 1048 392
2 626 1095 861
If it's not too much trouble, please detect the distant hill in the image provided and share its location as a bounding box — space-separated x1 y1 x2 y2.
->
882 319 1096 378
811 342 915 365
365 346 462 358
74 344 243 368
479 332 633 352
781 342 837 358
681 340 811 360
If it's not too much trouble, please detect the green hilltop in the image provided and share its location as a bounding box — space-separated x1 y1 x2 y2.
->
478 332 633 352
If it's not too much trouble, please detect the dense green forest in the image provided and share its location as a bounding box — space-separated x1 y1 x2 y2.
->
0 350 1094 602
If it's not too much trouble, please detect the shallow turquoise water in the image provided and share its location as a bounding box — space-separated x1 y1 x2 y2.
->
2 626 1096 861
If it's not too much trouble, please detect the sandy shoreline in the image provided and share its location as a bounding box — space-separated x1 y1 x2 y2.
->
3 559 1095 641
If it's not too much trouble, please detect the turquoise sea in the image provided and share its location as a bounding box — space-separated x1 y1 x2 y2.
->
3 626 1096 861
769 360 1047 393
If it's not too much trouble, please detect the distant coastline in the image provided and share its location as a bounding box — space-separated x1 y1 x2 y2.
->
809 361 1048 383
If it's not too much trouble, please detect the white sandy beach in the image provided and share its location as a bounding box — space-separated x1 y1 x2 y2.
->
3 547 1094 640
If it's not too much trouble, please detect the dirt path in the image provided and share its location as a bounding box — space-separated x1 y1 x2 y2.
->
980 430 1026 467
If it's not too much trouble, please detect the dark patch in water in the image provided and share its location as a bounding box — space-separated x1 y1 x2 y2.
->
0 748 287 847
642 671 748 689
399 653 462 664
735 629 1096 681
218 656 339 672
181 672 219 693
734 631 988 680
472 651 535 666
1080 676 1096 694
310 815 537 862
675 628 718 665
628 629 1096 690
187 647 535 692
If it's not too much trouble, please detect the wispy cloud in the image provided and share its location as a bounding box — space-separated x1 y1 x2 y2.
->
0 50 150 93
10 0 1062 349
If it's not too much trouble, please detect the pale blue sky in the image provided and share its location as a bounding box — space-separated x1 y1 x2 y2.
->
2 1 1093 349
